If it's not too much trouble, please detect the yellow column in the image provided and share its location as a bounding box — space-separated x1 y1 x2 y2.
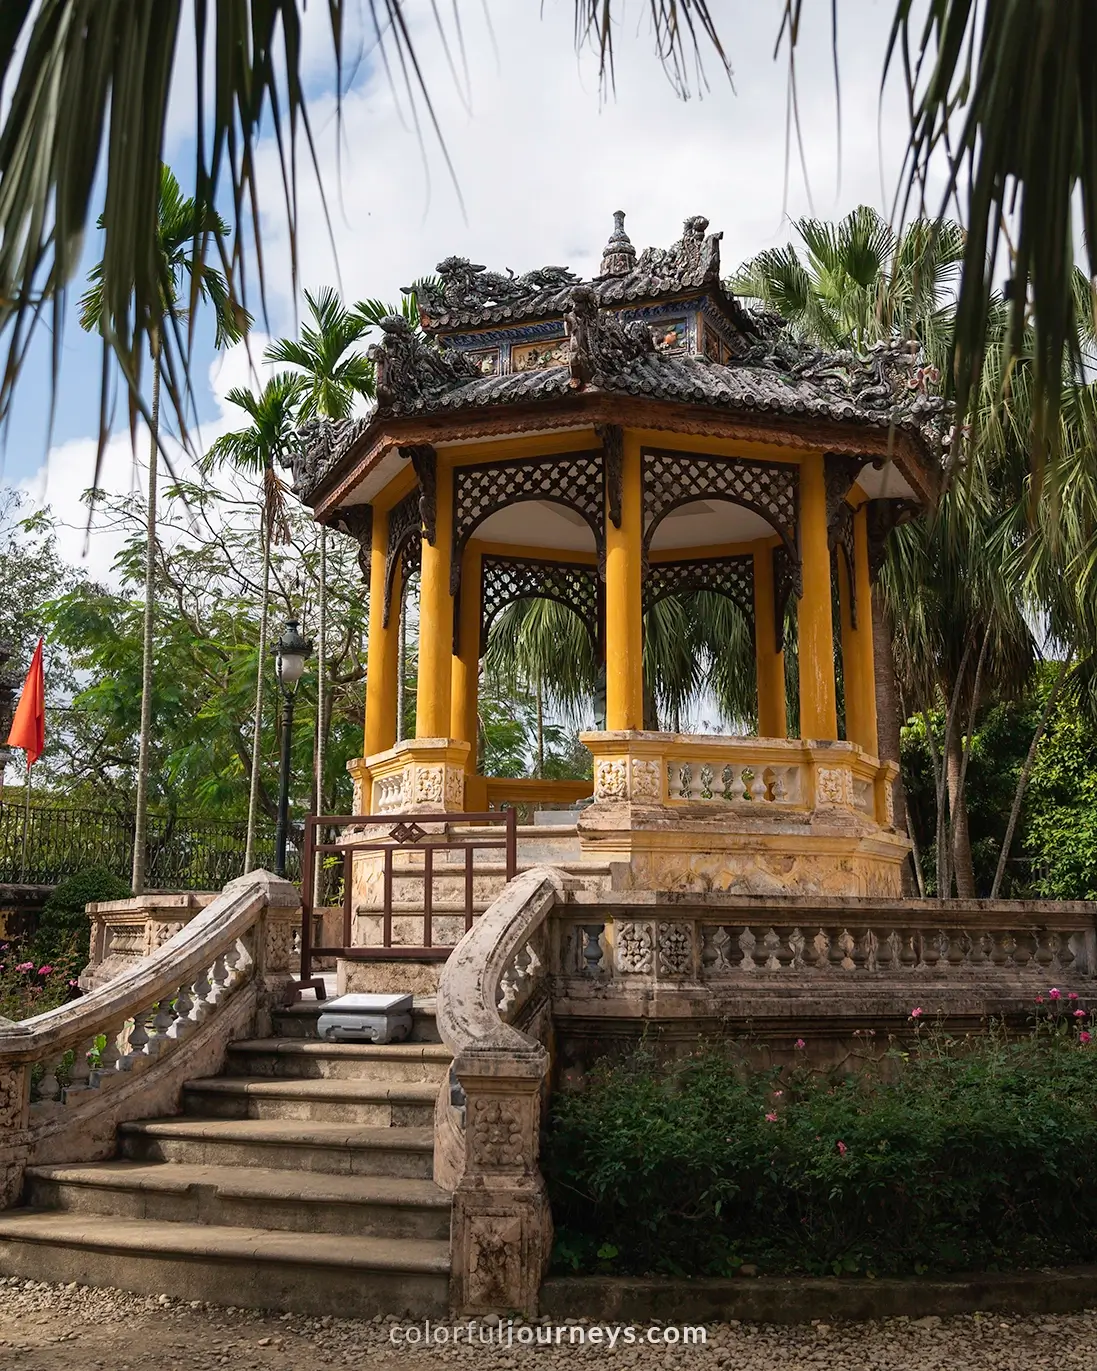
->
415 458 454 738
451 541 482 768
604 431 644 730
364 506 400 758
840 503 879 755
752 545 787 738
798 454 838 740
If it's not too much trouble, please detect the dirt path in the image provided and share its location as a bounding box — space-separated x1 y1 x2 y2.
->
1 1276 1094 1371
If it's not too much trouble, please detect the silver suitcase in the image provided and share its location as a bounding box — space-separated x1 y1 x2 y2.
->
316 992 414 1043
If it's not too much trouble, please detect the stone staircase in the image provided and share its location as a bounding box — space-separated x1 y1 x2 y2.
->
0 1002 454 1317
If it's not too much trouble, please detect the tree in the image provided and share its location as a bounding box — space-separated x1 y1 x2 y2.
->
203 374 303 871
267 288 374 831
79 163 245 892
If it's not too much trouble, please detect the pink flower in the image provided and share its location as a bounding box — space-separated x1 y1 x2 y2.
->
765 1112 778 1123
1069 992 1079 1002
910 1007 923 1019
1049 988 1062 1001
68 979 79 988
1081 1032 1092 1045
794 1039 807 1050
15 961 33 973
837 1141 848 1156
773 1090 784 1098
37 965 52 976
1075 1010 1086 1019
1035 995 1045 1004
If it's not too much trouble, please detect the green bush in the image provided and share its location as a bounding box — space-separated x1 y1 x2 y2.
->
37 865 131 964
544 1005 1097 1279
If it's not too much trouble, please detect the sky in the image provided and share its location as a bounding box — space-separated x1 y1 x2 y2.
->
2 0 934 583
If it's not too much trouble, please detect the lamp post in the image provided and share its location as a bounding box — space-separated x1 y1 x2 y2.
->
272 616 313 878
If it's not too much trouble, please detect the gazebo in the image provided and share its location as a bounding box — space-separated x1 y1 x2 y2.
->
293 212 944 898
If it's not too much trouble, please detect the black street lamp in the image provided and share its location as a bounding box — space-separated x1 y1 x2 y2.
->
272 616 313 878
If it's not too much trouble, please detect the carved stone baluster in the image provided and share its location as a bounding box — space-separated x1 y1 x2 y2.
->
949 932 971 968
995 933 1015 968
1012 935 1033 969
860 929 879 972
151 997 177 1053
209 953 229 1003
93 1024 124 1085
749 771 768 803
699 764 714 800
126 1009 153 1063
769 768 787 802
170 983 195 1039
738 927 758 970
812 929 831 970
968 933 989 967
899 934 917 969
1062 936 1079 974
1045 932 1063 974
788 927 806 971
191 967 213 1020
223 939 243 984
497 969 519 1014
1034 932 1055 972
581 924 605 974
728 768 747 802
666 763 683 801
720 764 733 800
679 763 693 801
762 927 782 971
37 1053 63 1103
64 1036 95 1098
834 930 855 971
702 926 732 974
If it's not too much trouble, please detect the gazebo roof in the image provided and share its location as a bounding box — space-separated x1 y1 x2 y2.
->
290 213 949 512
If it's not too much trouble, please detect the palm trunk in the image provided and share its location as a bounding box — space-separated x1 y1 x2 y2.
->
535 681 544 778
991 654 1072 898
130 342 161 894
313 527 327 902
244 510 273 873
946 731 976 898
871 589 908 833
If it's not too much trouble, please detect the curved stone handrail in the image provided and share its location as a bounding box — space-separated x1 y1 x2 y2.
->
0 869 300 1209
436 865 563 1060
435 865 564 1318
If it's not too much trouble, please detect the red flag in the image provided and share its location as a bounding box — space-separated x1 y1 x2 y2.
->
7 637 45 767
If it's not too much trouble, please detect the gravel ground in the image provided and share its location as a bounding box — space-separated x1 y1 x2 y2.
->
1 1277 1095 1370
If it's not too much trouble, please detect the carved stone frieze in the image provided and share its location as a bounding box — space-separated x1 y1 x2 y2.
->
630 758 663 802
414 765 445 805
0 1065 28 1132
594 759 628 802
479 555 600 656
469 1097 526 1168
815 766 855 808
614 921 654 974
657 921 693 977
466 1213 524 1309
263 918 295 973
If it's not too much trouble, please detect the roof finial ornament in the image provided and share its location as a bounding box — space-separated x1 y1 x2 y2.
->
600 209 636 278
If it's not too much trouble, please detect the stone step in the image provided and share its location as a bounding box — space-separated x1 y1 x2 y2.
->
118 1118 435 1179
0 1211 449 1317
225 1039 452 1082
23 1161 452 1241
181 1077 437 1126
272 1001 441 1042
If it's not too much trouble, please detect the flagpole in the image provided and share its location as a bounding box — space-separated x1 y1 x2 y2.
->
18 759 31 883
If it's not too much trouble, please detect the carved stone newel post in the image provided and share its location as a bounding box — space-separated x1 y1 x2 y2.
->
450 1040 552 1316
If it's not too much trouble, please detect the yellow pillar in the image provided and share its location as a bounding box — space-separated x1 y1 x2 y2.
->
364 505 400 758
605 431 645 730
451 541 482 768
798 454 838 740
415 459 454 738
752 545 787 738
839 503 879 755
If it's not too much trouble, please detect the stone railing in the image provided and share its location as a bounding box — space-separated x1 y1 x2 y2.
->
581 730 891 822
0 870 299 1210
435 865 563 1317
82 892 217 990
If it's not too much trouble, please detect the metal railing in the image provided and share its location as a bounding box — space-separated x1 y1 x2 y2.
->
298 810 518 998
0 801 296 890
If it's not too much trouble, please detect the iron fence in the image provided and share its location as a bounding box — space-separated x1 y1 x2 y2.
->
0 801 299 890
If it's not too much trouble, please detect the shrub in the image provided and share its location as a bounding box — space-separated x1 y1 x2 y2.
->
0 939 81 1021
36 865 131 965
544 1003 1097 1279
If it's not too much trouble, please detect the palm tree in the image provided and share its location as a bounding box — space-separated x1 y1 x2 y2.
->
203 373 304 872
79 164 245 892
1 3 1091 488
267 288 374 835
